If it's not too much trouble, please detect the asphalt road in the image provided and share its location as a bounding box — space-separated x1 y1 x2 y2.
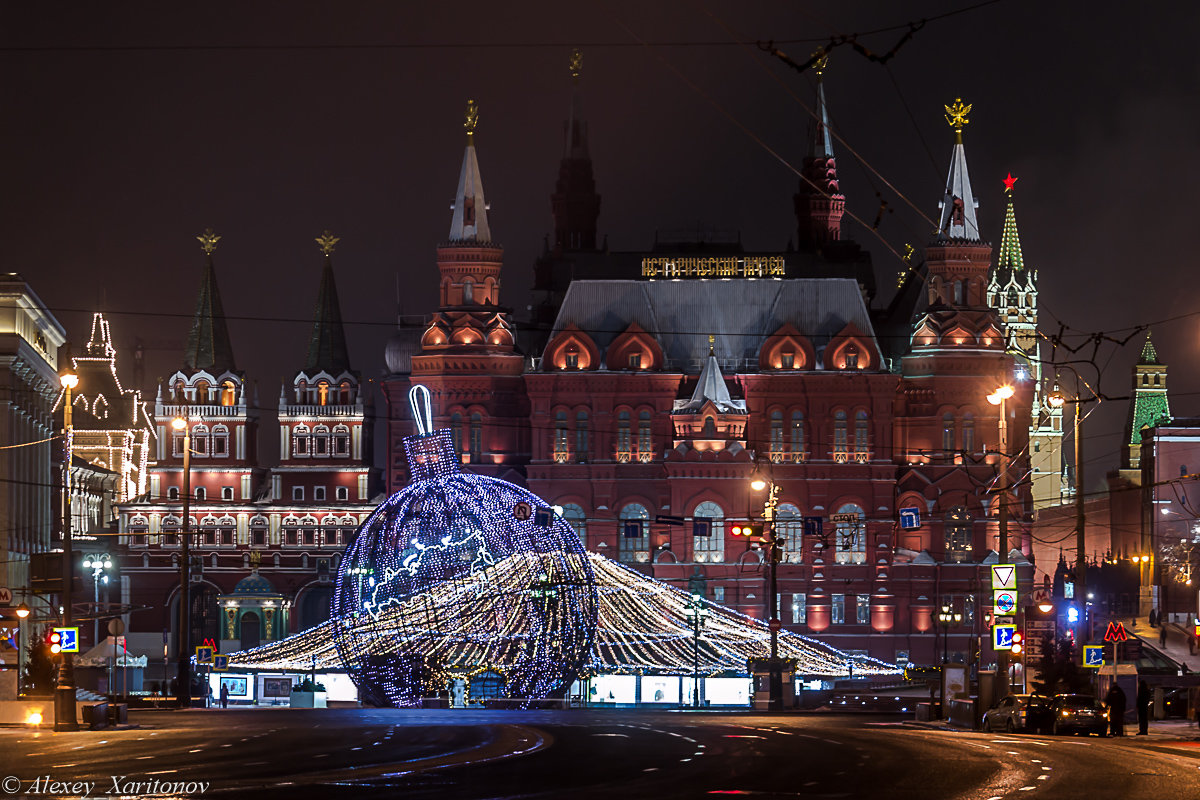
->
2 709 1199 799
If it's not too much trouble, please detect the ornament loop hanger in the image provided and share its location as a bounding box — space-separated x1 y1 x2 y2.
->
408 385 434 435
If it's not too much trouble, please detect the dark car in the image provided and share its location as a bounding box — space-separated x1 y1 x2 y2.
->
983 694 1053 733
1050 694 1107 736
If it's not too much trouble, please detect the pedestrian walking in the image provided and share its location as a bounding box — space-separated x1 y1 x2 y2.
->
1106 682 1127 737
1137 680 1151 735
1160 624 1169 647
220 681 229 709
1150 608 1159 628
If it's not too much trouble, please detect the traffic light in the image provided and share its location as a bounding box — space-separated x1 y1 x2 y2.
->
1010 631 1024 657
1067 605 1080 624
731 523 763 538
46 629 62 655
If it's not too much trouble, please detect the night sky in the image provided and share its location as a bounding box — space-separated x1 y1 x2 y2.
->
4 1 1198 482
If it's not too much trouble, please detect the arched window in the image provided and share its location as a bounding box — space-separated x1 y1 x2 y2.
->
777 503 803 563
194 380 210 404
945 506 973 563
211 424 229 458
616 411 631 462
790 412 805 462
844 345 859 369
462 278 475 304
692 500 725 563
834 502 865 564
942 413 955 455
953 280 963 305
1007 289 1018 309
554 411 569 462
769 410 784 461
854 411 869 460
192 424 209 457
250 516 268 547
332 425 350 457
450 412 463 460
560 503 586 540
195 487 206 501
312 425 330 457
293 424 310 457
962 413 975 454
469 413 482 463
317 381 330 406
637 411 652 462
618 503 649 563
575 411 589 463
339 381 352 405
220 380 236 406
167 486 180 500
833 411 848 462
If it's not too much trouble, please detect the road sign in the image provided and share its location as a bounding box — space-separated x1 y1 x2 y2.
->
1083 645 1104 668
0 587 11 605
1104 621 1129 643
993 589 1018 616
195 645 214 665
53 627 79 653
993 625 1016 650
1031 587 1052 606
213 655 229 671
1025 619 1056 661
898 507 921 530
768 618 781 633
830 513 859 524
512 502 532 522
991 564 1016 591
656 515 685 526
533 508 552 528
803 516 823 538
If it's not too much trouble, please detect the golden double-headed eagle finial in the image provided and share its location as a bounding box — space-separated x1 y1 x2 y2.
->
569 48 583 80
197 228 221 255
944 98 972 135
464 99 479 139
812 49 829 76
316 230 340 256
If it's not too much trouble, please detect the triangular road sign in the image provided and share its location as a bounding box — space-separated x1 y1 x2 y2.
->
991 564 1016 590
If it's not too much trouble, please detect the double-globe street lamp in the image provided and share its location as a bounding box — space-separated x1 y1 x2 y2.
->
938 602 963 665
82 553 113 648
750 464 784 711
684 592 708 707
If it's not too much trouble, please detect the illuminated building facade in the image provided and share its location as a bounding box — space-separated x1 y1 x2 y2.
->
117 234 377 677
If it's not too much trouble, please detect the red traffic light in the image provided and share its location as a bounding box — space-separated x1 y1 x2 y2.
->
732 523 763 538
47 630 62 654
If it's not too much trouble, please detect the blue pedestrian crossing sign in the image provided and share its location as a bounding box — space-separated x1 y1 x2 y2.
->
213 655 229 671
195 645 214 665
993 625 1016 650
803 516 823 538
1083 645 1104 668
53 627 79 654
899 507 921 530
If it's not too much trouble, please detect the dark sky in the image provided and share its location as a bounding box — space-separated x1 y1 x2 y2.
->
4 1 1199 482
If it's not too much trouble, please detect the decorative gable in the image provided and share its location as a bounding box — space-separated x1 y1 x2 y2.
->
759 323 816 370
606 322 664 371
544 324 601 370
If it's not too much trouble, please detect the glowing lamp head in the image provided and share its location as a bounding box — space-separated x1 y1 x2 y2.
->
750 478 767 492
171 417 187 431
60 372 79 390
1047 389 1066 409
1038 601 1055 614
25 711 42 726
15 603 30 619
995 385 1014 399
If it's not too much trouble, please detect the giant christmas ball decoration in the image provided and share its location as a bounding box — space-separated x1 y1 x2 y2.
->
332 425 598 708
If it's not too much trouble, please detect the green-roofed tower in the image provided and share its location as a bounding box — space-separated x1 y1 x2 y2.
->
1124 332 1170 469
183 229 238 373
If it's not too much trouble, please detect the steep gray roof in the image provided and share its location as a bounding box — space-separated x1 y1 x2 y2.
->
546 278 882 369
675 350 746 413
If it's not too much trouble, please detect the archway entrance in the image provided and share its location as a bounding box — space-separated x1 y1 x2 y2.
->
240 612 261 650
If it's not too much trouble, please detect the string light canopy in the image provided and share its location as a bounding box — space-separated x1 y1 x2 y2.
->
327 385 599 708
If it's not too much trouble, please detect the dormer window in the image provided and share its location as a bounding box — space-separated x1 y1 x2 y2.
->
565 352 579 369
628 353 641 370
781 352 795 369
845 347 858 369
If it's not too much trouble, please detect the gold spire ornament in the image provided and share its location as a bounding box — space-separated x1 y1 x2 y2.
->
316 230 340 256
944 98 972 141
197 228 221 255
812 49 829 76
464 99 479 141
569 48 583 80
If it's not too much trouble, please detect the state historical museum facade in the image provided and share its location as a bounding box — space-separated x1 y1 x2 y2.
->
383 77 1045 669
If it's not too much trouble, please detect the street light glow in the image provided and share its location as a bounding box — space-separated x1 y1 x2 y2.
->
15 603 30 619
750 477 767 492
59 372 79 389
171 416 187 430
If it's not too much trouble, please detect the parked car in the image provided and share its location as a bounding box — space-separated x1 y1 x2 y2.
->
1050 694 1108 736
983 694 1053 733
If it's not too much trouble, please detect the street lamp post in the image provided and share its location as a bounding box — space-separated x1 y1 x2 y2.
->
751 465 784 711
54 368 80 731
938 602 962 665
986 384 1014 703
15 602 30 695
684 592 708 707
1047 369 1095 637
82 554 112 648
172 415 193 708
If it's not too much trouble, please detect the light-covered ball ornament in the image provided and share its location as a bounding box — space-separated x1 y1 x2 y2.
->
332 388 598 708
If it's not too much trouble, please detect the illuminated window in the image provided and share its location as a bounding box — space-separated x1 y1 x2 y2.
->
561 503 586 540
618 503 649 563
832 593 845 624
628 352 641 370
554 412 569 462
637 411 652 461
854 411 869 457
857 595 870 624
781 352 795 369
616 411 631 461
945 506 973 563
834 503 865 564
833 411 848 460
318 382 330 406
942 413 955 454
845 346 858 369
791 593 806 624
220 380 236 406
790 412 805 461
777 503 803 563
770 411 784 460
692 501 725 563
565 352 579 369
194 380 210 403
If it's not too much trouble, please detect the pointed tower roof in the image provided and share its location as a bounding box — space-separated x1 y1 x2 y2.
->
183 229 238 373
565 47 589 160
675 340 747 414
448 99 493 244
1139 332 1161 365
936 99 983 241
810 65 834 160
996 174 1025 272
305 231 352 374
551 49 602 253
85 311 116 358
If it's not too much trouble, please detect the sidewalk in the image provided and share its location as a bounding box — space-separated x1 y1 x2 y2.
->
1117 616 1196 670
